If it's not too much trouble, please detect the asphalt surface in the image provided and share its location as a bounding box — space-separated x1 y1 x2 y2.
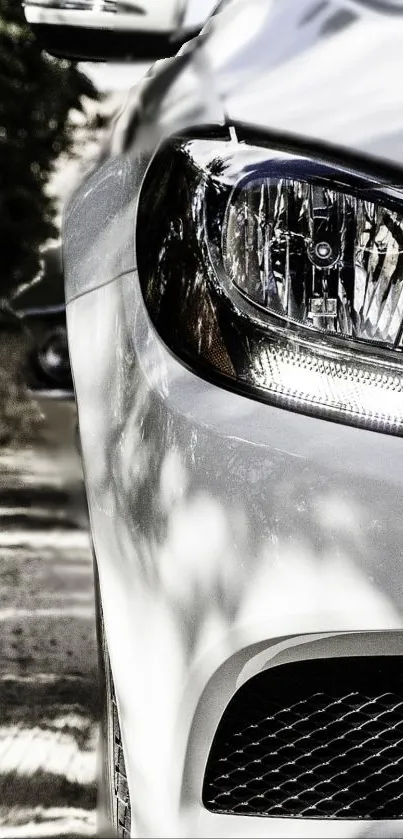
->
0 400 99 838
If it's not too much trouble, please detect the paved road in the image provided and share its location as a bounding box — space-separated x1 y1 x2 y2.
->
0 403 99 838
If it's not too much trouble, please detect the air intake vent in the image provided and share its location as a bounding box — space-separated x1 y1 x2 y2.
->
203 656 403 819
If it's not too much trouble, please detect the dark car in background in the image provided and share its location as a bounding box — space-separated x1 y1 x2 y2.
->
12 244 73 398
22 303 72 397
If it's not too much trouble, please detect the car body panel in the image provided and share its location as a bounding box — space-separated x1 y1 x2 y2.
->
208 0 403 169
68 270 403 836
63 0 403 835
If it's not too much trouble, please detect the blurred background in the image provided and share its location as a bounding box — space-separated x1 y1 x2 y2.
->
0 2 149 835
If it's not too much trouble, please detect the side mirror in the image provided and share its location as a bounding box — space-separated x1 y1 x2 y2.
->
23 0 215 61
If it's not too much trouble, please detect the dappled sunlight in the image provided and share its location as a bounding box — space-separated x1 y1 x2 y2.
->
159 448 189 513
238 542 401 634
0 806 95 838
0 433 98 836
0 670 98 837
314 493 362 533
0 721 96 781
0 531 90 550
68 270 403 836
160 491 237 600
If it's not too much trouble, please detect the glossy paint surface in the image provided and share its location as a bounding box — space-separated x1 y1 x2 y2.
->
68 270 403 836
64 0 403 835
205 0 403 169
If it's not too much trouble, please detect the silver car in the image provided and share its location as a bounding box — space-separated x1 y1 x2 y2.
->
28 0 403 835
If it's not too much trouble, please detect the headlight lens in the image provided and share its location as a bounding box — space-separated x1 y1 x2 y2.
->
224 176 403 347
137 135 403 434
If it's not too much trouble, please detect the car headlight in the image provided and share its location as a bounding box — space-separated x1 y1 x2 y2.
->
37 328 72 385
137 132 403 435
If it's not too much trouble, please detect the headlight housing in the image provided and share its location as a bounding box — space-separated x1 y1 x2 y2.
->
137 131 403 435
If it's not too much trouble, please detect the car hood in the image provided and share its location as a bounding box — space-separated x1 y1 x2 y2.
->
64 0 403 303
116 0 403 173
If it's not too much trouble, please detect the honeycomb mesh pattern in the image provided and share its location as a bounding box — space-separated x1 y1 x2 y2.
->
202 657 403 819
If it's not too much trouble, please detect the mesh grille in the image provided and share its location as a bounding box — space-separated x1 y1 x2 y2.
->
203 657 403 819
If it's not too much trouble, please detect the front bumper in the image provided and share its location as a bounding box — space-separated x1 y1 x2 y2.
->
68 271 403 837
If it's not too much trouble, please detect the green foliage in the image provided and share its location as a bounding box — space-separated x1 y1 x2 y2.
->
0 0 99 298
